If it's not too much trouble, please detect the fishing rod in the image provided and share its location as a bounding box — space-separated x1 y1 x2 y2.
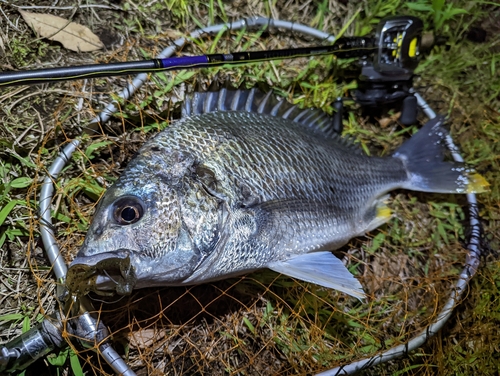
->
0 16 422 87
0 15 426 125
0 39 374 86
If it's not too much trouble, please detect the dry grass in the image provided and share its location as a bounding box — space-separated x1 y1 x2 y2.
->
0 0 499 375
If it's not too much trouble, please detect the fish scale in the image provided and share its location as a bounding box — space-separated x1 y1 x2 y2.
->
67 89 488 300
159 111 402 204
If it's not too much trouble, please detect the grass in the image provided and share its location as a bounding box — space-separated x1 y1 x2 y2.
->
0 0 499 375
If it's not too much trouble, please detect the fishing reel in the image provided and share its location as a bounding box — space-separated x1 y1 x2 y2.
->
353 16 424 126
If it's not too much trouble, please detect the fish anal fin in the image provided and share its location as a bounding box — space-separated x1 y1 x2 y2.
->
365 198 393 233
267 251 366 300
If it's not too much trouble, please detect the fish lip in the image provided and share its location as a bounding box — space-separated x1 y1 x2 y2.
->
67 249 136 296
69 249 130 268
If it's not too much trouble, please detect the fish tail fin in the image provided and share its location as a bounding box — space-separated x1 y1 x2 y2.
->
393 116 489 194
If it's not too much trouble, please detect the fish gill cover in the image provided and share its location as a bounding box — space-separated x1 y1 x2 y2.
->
0 1 498 376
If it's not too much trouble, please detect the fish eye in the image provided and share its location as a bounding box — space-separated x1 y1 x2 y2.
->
112 197 144 225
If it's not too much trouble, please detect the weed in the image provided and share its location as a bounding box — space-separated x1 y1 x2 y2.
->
46 348 84 376
406 0 468 32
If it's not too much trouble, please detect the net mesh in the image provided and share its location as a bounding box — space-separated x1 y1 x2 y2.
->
25 57 473 375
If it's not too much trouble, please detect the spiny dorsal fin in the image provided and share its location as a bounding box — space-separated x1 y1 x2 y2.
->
182 88 345 141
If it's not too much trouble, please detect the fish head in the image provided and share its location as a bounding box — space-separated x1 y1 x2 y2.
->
67 144 224 296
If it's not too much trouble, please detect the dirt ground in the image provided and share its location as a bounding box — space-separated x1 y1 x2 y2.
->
0 1 499 375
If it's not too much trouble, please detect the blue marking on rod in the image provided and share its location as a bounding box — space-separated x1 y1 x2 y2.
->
159 55 209 69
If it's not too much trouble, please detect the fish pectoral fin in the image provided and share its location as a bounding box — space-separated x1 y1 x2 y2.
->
267 251 366 300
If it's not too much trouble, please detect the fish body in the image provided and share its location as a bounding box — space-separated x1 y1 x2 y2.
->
67 89 487 299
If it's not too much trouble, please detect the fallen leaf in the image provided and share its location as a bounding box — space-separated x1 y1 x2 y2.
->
377 112 400 128
162 29 185 39
129 328 167 349
19 10 104 52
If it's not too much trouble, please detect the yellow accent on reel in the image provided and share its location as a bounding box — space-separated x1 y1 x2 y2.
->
409 37 418 57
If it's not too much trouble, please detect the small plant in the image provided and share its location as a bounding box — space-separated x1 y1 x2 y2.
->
46 348 84 376
0 161 31 249
406 0 468 32
8 37 49 68
0 306 43 334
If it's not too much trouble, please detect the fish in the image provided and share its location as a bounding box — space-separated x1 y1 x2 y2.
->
66 88 488 300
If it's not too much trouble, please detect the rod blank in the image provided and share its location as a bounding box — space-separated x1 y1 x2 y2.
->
0 38 375 87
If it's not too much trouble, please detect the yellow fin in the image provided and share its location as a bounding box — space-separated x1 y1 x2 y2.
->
466 173 490 194
377 205 392 220
366 202 393 232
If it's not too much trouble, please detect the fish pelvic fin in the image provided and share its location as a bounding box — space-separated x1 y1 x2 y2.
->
267 251 366 300
393 116 489 194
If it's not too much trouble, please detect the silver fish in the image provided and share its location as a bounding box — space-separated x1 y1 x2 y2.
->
67 88 488 299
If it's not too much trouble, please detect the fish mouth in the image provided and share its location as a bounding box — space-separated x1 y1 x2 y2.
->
67 249 137 296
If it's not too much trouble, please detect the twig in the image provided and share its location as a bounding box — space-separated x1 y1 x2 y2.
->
0 1 121 11
0 5 20 31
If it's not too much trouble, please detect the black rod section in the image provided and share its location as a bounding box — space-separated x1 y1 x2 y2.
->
0 37 376 87
0 60 162 86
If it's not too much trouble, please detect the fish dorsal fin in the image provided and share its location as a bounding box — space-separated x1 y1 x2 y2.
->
182 87 343 140
267 251 366 300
